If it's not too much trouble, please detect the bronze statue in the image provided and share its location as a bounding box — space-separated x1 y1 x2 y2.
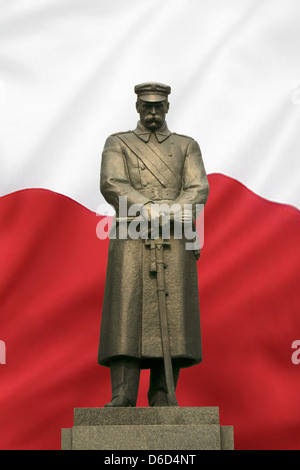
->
98 82 209 407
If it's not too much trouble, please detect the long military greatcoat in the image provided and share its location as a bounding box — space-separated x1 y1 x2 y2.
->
98 121 209 369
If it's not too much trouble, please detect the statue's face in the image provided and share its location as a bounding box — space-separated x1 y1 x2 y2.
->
136 99 169 131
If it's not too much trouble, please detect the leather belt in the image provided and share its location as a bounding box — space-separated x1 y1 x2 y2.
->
139 188 180 200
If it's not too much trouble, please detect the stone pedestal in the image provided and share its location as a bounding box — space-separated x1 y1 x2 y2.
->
61 407 234 450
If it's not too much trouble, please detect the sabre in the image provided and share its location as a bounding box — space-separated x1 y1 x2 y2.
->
145 238 178 406
115 216 139 223
116 216 178 405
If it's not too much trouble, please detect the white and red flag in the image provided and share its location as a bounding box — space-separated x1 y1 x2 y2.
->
0 0 299 449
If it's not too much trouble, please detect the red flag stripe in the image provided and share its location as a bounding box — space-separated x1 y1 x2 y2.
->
0 175 299 449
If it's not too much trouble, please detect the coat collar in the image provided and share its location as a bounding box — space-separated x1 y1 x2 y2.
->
133 121 172 143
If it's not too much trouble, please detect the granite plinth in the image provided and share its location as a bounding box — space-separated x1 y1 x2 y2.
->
61 407 234 450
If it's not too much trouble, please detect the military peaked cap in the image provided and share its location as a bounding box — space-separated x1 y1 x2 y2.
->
134 82 171 102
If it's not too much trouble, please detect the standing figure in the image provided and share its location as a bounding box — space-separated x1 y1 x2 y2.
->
98 82 209 407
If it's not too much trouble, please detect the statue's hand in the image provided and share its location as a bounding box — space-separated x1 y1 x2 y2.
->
141 203 151 222
141 203 171 238
172 207 194 224
142 203 165 226
143 205 194 225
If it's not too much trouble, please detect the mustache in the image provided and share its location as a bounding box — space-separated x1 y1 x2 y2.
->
144 114 163 123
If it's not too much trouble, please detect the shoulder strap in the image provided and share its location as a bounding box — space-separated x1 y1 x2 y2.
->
117 133 181 188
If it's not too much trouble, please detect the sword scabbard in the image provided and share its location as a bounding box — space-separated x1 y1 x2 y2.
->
145 238 178 406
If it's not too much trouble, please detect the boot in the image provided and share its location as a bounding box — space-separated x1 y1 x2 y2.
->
105 356 140 407
148 359 180 406
104 396 132 407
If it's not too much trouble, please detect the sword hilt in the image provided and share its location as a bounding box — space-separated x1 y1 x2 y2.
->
145 239 170 274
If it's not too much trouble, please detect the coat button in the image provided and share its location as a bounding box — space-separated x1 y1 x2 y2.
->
142 182 148 187
168 153 172 157
140 164 145 170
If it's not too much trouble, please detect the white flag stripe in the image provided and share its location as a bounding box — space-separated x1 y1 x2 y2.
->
0 0 299 211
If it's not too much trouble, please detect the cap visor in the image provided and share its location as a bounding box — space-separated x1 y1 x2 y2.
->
138 94 166 102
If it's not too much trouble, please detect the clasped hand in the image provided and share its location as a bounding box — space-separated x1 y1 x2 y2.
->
141 203 194 226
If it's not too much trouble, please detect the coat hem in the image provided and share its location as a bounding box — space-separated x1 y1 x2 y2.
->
98 354 202 369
